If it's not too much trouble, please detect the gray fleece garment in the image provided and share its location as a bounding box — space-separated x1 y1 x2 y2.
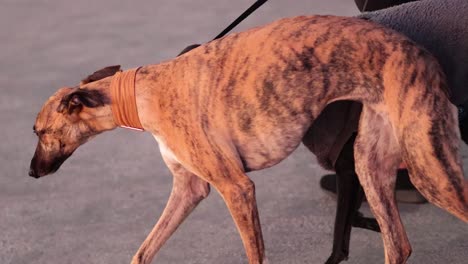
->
309 0 468 169
360 0 468 105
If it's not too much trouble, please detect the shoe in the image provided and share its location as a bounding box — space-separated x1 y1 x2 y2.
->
320 173 338 198
394 169 427 204
320 170 427 204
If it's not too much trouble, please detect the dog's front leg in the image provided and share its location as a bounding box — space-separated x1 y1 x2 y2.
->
215 176 266 264
187 141 266 264
131 154 210 264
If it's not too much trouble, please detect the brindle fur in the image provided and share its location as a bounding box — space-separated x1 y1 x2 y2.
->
30 16 468 264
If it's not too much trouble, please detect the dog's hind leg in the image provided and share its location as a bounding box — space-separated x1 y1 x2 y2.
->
354 106 411 264
399 101 468 222
131 153 210 264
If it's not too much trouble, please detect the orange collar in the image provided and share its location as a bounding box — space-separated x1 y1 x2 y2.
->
110 67 144 131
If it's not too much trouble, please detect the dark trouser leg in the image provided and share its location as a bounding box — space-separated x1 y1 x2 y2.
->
325 134 380 264
325 134 361 264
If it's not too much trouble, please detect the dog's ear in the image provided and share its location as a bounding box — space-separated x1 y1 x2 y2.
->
57 89 110 114
80 65 121 85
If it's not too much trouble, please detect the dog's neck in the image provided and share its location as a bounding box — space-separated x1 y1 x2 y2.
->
81 62 178 136
109 68 144 131
80 67 152 133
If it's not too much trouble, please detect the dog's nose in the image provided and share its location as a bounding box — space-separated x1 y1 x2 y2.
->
29 168 39 178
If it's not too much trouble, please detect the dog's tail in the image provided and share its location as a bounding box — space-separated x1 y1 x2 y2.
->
387 54 468 222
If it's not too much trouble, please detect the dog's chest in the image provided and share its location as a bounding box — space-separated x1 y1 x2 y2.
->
152 134 180 163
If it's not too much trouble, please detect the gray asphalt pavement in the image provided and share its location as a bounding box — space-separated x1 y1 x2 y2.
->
1 0 467 263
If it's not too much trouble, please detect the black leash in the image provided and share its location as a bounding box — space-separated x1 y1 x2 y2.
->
213 0 269 40
178 0 268 56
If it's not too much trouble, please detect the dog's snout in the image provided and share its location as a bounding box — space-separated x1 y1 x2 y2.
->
28 168 39 178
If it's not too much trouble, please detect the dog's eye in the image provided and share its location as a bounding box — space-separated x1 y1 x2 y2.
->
33 129 46 136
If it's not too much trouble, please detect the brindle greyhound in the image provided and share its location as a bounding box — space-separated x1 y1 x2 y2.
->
29 16 468 264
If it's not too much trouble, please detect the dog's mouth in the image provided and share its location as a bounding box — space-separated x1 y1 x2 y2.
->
29 153 72 178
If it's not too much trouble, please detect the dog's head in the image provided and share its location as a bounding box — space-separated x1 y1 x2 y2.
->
29 65 121 178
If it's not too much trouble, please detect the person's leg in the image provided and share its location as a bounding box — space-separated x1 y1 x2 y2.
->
325 133 379 264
